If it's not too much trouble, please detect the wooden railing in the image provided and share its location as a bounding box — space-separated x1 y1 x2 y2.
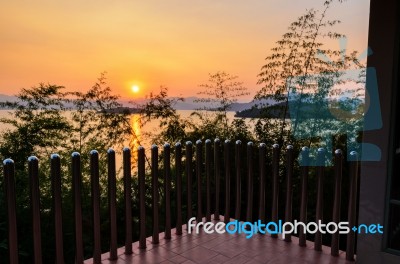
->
2 139 359 263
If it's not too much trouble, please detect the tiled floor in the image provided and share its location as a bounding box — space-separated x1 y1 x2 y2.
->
84 216 355 264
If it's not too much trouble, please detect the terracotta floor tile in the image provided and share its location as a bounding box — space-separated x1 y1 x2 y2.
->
244 259 264 264
180 245 219 262
147 245 178 259
210 241 248 258
200 236 231 249
119 251 167 264
225 254 252 264
165 240 199 254
208 254 231 263
181 260 197 264
266 255 311 264
83 216 354 264
168 254 191 263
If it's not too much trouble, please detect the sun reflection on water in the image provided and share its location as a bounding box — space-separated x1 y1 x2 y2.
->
129 114 142 164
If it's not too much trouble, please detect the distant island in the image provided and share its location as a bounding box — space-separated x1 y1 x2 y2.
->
235 102 288 118
99 107 140 114
0 93 277 112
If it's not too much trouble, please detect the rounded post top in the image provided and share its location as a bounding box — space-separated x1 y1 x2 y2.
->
247 141 253 146
186 141 192 146
301 146 309 152
151 144 158 150
175 142 181 147
335 149 342 155
259 143 266 148
28 156 39 162
138 146 145 151
300 146 310 166
316 147 326 166
214 138 220 143
3 158 14 165
224 139 230 144
107 148 115 154
317 147 326 153
90 150 98 155
349 151 359 161
196 140 202 145
164 143 171 148
123 147 130 152
286 145 293 150
236 140 242 145
71 152 80 158
205 139 211 144
273 143 279 149
50 153 60 160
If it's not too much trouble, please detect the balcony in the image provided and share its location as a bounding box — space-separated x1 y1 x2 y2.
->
2 140 359 263
83 216 353 264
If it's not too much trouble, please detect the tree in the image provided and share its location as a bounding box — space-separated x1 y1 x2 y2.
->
0 74 134 162
67 73 133 153
139 86 185 144
255 0 363 148
195 71 249 137
0 75 135 262
0 84 71 165
137 74 254 144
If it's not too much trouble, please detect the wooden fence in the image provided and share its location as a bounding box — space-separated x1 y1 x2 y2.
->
2 139 359 263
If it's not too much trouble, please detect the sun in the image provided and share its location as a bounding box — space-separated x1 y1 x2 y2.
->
131 85 140 93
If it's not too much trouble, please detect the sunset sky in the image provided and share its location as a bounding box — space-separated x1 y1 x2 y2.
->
0 0 370 101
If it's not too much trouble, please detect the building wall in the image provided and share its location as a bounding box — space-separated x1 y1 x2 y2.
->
357 0 400 262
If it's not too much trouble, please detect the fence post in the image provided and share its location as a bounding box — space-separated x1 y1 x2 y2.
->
271 144 280 238
51 154 64 263
71 152 84 263
138 146 146 249
107 148 118 260
123 147 133 254
164 143 172 239
346 151 359 261
258 143 267 223
235 140 242 220
284 145 294 242
224 139 231 223
90 150 102 263
246 142 254 223
214 138 221 220
196 140 203 222
151 144 159 244
28 156 42 264
314 148 326 251
299 147 309 247
205 139 212 222
3 159 18 264
186 141 193 225
331 149 343 256
175 143 183 235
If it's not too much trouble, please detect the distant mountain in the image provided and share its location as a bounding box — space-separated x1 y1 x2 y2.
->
235 102 288 118
171 97 277 111
121 97 277 111
0 94 18 102
0 94 277 112
229 99 277 112
0 94 18 109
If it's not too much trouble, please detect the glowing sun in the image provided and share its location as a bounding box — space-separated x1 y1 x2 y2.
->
131 85 140 93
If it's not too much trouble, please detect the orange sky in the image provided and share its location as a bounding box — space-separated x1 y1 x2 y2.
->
0 0 370 101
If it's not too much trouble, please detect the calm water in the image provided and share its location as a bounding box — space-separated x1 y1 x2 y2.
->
0 110 248 168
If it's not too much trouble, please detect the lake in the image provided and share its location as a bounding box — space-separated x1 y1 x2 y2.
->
0 110 250 168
